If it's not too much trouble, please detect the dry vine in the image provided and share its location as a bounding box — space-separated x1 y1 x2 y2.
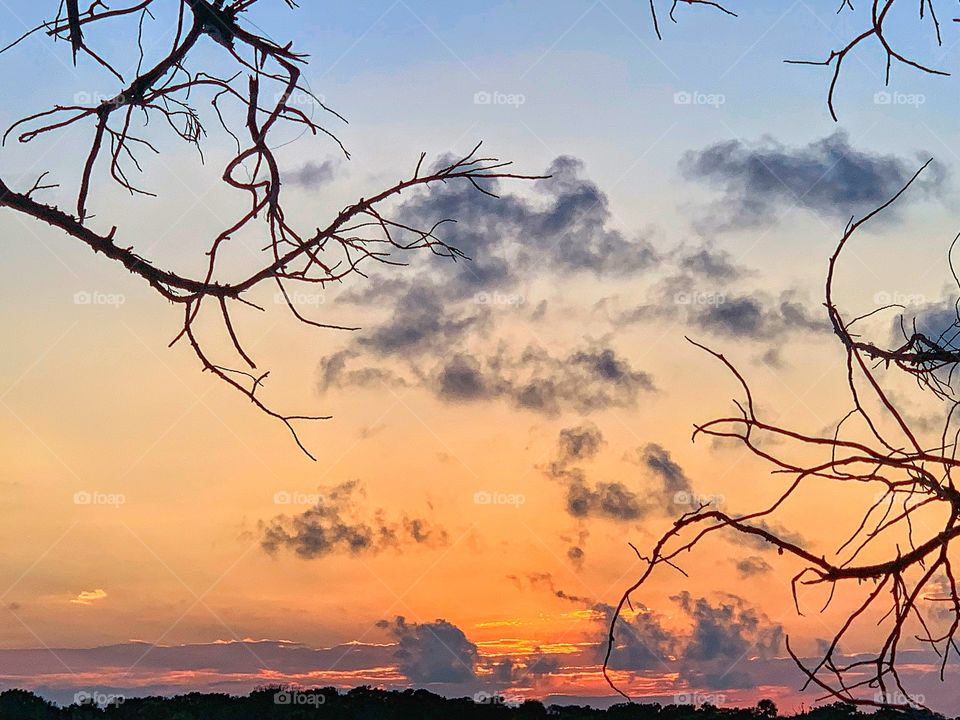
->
604 162 960 709
0 1 541 459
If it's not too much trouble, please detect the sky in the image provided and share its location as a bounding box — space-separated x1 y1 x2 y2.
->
3 0 960 712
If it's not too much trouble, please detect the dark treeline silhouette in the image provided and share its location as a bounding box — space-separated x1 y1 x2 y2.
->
0 687 950 720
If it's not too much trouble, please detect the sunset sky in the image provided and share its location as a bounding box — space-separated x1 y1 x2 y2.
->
3 0 960 712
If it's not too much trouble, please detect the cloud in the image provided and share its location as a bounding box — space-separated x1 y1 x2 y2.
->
260 480 446 559
556 422 605 463
680 131 945 229
286 159 337 188
692 292 826 340
70 589 107 605
731 520 806 553
376 616 478 683
735 556 773 577
673 591 783 689
318 155 659 414
594 603 675 672
633 442 694 503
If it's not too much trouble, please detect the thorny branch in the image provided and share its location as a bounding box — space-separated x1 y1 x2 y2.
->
604 162 960 709
0 1 542 459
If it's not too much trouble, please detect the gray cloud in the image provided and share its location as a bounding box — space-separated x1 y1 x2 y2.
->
376 616 478 683
680 131 945 229
557 422 605 463
260 480 446 559
318 154 659 413
287 159 338 188
735 555 773 578
673 591 783 689
566 479 643 521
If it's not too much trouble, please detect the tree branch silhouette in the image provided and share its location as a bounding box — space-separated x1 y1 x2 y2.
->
0 1 542 459
604 161 960 709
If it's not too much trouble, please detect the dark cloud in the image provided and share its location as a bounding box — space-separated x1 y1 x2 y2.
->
680 131 945 229
376 616 478 683
557 422 605 463
358 286 489 357
260 480 446 559
566 479 644 521
429 343 654 415
318 155 659 411
595 603 675 672
634 443 693 502
693 292 827 340
734 556 772 578
286 159 337 189
677 246 745 281
673 591 783 689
